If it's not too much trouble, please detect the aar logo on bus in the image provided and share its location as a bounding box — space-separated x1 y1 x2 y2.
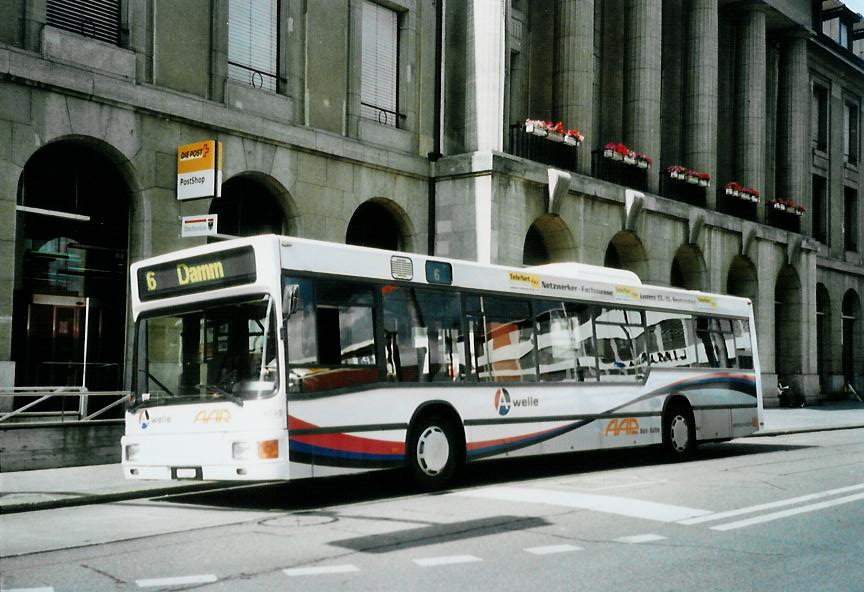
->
138 410 150 430
495 388 512 416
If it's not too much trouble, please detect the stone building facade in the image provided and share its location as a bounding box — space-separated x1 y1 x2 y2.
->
0 0 862 405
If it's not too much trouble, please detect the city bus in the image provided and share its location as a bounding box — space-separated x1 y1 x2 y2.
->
122 234 763 487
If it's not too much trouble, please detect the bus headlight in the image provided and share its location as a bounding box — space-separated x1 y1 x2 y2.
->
125 444 140 462
232 441 252 460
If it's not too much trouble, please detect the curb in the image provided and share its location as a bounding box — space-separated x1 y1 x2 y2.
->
0 481 228 515
750 423 864 438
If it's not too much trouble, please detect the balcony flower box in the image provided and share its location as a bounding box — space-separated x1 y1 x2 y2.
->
770 198 806 216
524 119 583 147
724 181 759 203
667 165 711 188
603 143 652 168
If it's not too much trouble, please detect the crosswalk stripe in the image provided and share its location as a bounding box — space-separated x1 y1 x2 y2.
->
413 555 481 567
283 565 360 576
525 544 583 555
680 482 864 525
711 491 864 531
456 486 710 522
614 534 667 544
136 575 217 587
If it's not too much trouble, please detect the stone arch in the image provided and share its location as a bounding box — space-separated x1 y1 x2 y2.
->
522 215 576 266
726 255 758 302
604 231 648 280
209 172 296 238
816 283 831 391
774 265 803 379
12 137 136 392
842 289 861 387
670 244 708 291
346 198 416 252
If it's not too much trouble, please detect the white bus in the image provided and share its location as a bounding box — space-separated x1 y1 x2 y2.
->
123 235 763 487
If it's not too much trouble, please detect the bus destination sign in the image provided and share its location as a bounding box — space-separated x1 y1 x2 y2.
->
137 246 257 301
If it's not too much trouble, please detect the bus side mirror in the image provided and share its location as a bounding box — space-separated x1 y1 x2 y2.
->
282 284 299 320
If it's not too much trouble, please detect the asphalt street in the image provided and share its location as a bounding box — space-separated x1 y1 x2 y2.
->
1 427 863 592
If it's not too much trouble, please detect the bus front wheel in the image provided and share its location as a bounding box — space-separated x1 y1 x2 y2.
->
663 403 696 460
407 413 462 489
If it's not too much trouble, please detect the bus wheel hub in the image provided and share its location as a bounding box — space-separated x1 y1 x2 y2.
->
417 426 450 475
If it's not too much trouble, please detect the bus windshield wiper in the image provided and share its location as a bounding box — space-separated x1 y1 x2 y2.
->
128 372 176 411
198 384 245 407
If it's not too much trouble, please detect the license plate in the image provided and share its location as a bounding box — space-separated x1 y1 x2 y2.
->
173 467 201 479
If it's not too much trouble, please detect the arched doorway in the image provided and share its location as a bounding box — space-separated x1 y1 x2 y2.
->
816 283 831 391
670 244 707 291
209 174 288 238
12 140 131 390
842 290 860 388
604 231 648 280
774 265 802 380
727 255 758 301
346 199 412 251
522 215 576 266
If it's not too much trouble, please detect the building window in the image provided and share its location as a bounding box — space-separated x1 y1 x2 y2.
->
228 0 278 92
844 100 859 165
361 1 399 127
845 188 859 252
812 83 829 152
812 175 828 243
46 0 120 45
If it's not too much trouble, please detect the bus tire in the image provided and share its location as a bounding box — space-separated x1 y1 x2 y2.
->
663 402 696 460
407 412 462 490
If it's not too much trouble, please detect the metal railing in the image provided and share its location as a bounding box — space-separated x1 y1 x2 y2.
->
0 386 129 425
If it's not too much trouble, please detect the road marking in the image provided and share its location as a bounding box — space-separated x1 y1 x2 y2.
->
136 574 218 587
283 565 360 576
456 486 711 522
413 555 482 567
525 544 583 555
615 534 668 544
679 482 864 525
711 491 864 531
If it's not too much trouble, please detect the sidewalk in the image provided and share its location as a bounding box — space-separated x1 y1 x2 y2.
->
2 401 863 514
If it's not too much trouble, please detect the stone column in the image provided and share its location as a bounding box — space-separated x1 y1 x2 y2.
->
624 0 662 193
465 0 506 152
777 34 810 234
736 7 767 221
683 0 719 209
555 0 594 175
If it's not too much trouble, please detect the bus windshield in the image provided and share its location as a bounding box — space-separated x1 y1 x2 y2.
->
133 296 278 408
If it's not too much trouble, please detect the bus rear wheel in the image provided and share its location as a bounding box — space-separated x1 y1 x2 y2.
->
407 413 462 489
663 403 696 460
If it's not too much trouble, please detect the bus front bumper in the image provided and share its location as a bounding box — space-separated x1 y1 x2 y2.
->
121 430 291 481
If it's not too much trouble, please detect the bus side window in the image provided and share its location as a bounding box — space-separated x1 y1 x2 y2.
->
645 311 700 369
595 308 646 382
735 319 754 369
466 295 535 382
535 300 597 382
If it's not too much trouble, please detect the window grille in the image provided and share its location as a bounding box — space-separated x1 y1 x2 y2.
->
46 0 120 45
361 1 399 127
228 0 278 92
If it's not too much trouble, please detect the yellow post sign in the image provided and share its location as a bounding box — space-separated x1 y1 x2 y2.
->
177 140 222 200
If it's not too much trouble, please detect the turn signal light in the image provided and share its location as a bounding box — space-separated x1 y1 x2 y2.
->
258 439 279 459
